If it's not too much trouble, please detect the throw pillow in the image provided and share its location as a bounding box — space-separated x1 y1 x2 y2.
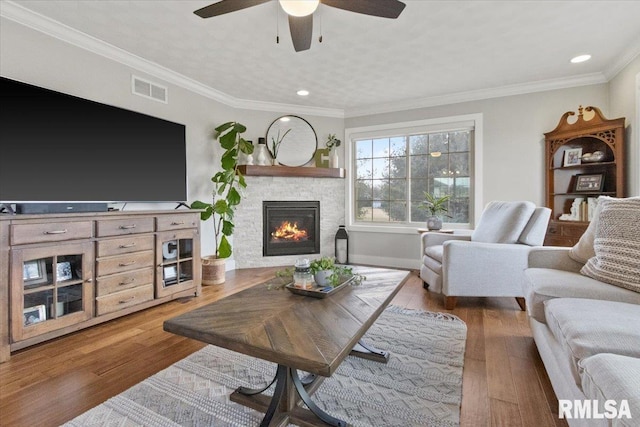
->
580 198 640 292
568 196 612 263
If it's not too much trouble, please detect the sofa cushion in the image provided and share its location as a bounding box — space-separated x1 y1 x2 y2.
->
524 268 640 323
579 353 640 425
545 298 640 386
581 198 640 293
471 201 535 244
568 196 611 264
517 207 551 246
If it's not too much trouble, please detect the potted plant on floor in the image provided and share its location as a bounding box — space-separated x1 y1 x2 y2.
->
420 192 451 231
191 122 253 285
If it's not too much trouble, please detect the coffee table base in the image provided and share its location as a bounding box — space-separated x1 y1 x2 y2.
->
231 364 347 427
350 339 390 363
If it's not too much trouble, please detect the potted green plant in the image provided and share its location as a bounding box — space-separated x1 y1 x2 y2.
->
191 122 254 285
420 192 451 230
326 134 341 168
309 256 360 287
269 128 291 165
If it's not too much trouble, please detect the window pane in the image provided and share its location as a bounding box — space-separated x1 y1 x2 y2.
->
429 133 449 154
355 180 372 200
356 158 372 179
409 135 428 155
450 152 469 176
389 156 406 178
410 155 428 180
411 179 428 202
390 137 406 156
450 131 470 152
372 158 388 179
453 177 470 198
389 202 406 222
356 139 372 159
356 201 372 221
429 154 450 179
372 180 388 200
372 139 389 157
411 201 428 222
450 198 469 223
371 201 389 221
389 179 406 201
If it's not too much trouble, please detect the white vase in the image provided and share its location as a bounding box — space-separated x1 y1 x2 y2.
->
255 144 269 166
329 151 339 168
314 270 333 287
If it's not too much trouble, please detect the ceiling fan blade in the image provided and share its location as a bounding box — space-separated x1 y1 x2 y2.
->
194 0 270 18
288 15 313 52
321 0 405 18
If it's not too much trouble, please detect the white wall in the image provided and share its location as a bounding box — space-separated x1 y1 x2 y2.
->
608 55 640 197
344 85 610 268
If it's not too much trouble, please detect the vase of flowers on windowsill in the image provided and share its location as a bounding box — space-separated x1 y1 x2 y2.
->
420 192 451 231
326 134 341 168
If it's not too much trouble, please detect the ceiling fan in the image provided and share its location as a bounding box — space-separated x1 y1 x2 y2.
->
194 0 406 52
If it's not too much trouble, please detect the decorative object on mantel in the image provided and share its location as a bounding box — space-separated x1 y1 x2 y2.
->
420 192 451 231
325 133 341 168
314 148 330 168
191 121 252 285
269 128 291 166
266 115 318 167
254 137 270 166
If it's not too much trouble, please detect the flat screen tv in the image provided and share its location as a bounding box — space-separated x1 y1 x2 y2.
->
0 77 187 207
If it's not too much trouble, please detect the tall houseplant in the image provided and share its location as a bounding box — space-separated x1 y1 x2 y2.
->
420 192 451 230
191 122 253 284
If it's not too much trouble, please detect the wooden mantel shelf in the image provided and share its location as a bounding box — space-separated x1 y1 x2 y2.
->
238 165 345 178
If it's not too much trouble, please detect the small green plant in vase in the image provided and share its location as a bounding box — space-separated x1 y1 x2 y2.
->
420 192 451 231
269 128 291 165
326 134 341 168
310 256 364 287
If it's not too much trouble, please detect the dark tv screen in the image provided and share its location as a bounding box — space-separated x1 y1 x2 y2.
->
0 77 187 203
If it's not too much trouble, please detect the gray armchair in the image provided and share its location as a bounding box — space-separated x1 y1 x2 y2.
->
420 201 551 309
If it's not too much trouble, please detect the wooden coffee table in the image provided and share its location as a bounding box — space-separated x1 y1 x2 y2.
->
163 266 409 427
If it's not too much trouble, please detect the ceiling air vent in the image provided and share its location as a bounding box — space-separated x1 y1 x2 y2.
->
131 75 168 104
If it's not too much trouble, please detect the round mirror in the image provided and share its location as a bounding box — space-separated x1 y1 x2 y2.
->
266 115 318 167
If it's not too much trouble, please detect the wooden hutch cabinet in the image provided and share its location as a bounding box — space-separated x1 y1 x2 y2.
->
544 106 625 246
0 210 201 362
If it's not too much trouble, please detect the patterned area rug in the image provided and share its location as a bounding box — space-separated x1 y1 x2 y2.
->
64 306 467 427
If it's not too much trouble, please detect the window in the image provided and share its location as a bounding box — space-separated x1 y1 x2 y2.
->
346 114 483 232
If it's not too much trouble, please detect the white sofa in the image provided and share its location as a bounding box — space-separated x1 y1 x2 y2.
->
524 198 640 426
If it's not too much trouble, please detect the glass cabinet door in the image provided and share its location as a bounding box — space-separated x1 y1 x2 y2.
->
12 242 94 342
156 230 199 298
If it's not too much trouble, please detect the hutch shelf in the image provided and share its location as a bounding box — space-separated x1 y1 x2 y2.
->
543 106 625 246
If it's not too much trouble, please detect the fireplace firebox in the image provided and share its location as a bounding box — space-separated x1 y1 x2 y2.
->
263 201 320 257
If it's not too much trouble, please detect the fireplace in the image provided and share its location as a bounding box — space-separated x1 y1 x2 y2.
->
263 201 320 257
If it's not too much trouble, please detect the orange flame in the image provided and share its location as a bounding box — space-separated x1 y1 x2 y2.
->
271 221 308 241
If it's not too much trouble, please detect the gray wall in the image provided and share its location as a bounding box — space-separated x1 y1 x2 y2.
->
609 55 640 197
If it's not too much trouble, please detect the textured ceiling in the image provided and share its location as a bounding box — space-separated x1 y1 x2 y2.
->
5 1 640 114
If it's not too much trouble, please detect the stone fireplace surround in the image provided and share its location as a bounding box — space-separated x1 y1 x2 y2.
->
234 175 345 268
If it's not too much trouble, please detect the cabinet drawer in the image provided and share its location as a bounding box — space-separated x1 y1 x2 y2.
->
97 235 154 257
96 284 154 316
156 214 199 231
560 224 588 238
95 267 154 296
11 221 93 245
96 250 154 276
95 217 154 237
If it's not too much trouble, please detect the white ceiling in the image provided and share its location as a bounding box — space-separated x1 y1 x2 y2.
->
4 1 640 117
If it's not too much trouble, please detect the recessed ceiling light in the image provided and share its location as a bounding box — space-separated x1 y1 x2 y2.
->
297 89 310 96
570 54 591 64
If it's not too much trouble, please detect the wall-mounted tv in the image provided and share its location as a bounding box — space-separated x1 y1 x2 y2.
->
0 76 187 206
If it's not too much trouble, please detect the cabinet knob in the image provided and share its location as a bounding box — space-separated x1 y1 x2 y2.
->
171 221 185 226
85 278 93 283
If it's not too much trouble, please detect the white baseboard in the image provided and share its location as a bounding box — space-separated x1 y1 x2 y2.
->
349 254 419 271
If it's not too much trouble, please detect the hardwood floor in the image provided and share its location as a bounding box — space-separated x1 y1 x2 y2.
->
0 268 567 427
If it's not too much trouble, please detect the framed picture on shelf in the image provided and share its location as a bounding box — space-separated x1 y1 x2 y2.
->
23 259 48 286
23 304 46 326
56 261 73 281
563 148 582 166
575 173 605 192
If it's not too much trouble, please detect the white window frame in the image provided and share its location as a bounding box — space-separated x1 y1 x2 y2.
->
344 113 483 234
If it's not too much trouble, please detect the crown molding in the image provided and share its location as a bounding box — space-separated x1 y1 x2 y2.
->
344 73 608 118
603 42 640 81
0 1 344 118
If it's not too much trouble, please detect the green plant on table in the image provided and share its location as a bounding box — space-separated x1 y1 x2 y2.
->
419 192 451 217
310 256 365 287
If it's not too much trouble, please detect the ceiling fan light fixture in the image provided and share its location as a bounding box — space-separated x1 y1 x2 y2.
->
279 0 319 17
